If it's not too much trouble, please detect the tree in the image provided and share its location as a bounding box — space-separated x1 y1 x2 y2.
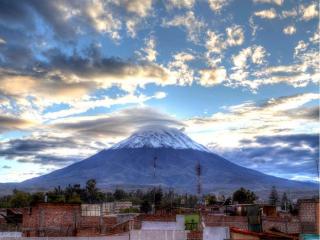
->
269 186 279 206
86 179 97 193
47 191 65 203
224 197 232 205
30 192 45 205
205 194 217 205
105 192 115 202
64 184 82 203
232 187 257 204
140 199 152 213
0 195 11 208
185 195 198 208
85 179 100 203
68 193 82 204
9 190 31 208
153 187 163 207
113 189 128 201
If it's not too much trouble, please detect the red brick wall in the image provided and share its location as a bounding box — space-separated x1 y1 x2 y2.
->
22 203 81 237
187 230 203 240
22 203 120 237
299 202 317 222
262 216 301 234
203 215 248 230
298 201 319 234
317 202 320 234
203 213 303 234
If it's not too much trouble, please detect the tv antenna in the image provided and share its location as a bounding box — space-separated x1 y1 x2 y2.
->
196 160 202 203
153 156 157 178
153 156 157 213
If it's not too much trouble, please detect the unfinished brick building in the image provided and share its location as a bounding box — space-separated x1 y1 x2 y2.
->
22 203 118 237
22 203 81 237
298 198 320 234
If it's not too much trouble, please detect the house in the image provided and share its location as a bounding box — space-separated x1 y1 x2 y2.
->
0 208 23 231
22 202 119 237
202 214 248 230
130 214 188 240
298 198 320 234
22 202 81 237
260 204 277 217
81 201 133 216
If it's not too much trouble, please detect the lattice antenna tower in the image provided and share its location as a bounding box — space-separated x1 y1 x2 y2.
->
196 160 202 198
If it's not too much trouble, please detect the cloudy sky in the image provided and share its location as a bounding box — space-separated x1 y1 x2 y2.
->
0 0 319 183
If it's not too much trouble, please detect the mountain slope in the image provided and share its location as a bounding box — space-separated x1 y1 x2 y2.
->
19 127 317 195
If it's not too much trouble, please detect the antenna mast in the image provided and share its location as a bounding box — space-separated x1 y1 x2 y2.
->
153 156 157 214
153 156 157 178
196 160 202 203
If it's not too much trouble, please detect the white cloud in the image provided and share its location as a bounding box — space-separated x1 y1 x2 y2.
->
168 52 195 85
300 3 319 21
166 0 195 9
154 91 167 99
186 93 319 148
283 25 296 35
112 0 154 38
119 0 154 17
0 60 173 101
53 107 184 140
249 16 261 36
0 37 6 44
250 41 319 88
199 67 227 86
85 1 122 40
251 46 266 64
254 8 277 19
43 92 167 120
140 36 158 62
205 25 245 66
294 40 308 57
309 27 320 44
253 0 283 5
226 25 245 46
229 45 267 89
205 30 227 54
281 4 318 21
281 9 298 18
126 18 139 38
0 115 37 133
208 0 230 13
162 11 206 43
232 45 266 69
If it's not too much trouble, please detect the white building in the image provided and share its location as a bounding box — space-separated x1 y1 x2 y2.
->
81 201 133 216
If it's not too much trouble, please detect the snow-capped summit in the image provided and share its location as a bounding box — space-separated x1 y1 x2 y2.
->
111 125 210 152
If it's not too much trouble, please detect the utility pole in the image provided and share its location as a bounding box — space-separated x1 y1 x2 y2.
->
196 160 202 204
153 156 157 178
153 156 157 214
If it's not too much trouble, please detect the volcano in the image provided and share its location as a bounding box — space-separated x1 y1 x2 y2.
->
16 126 317 195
